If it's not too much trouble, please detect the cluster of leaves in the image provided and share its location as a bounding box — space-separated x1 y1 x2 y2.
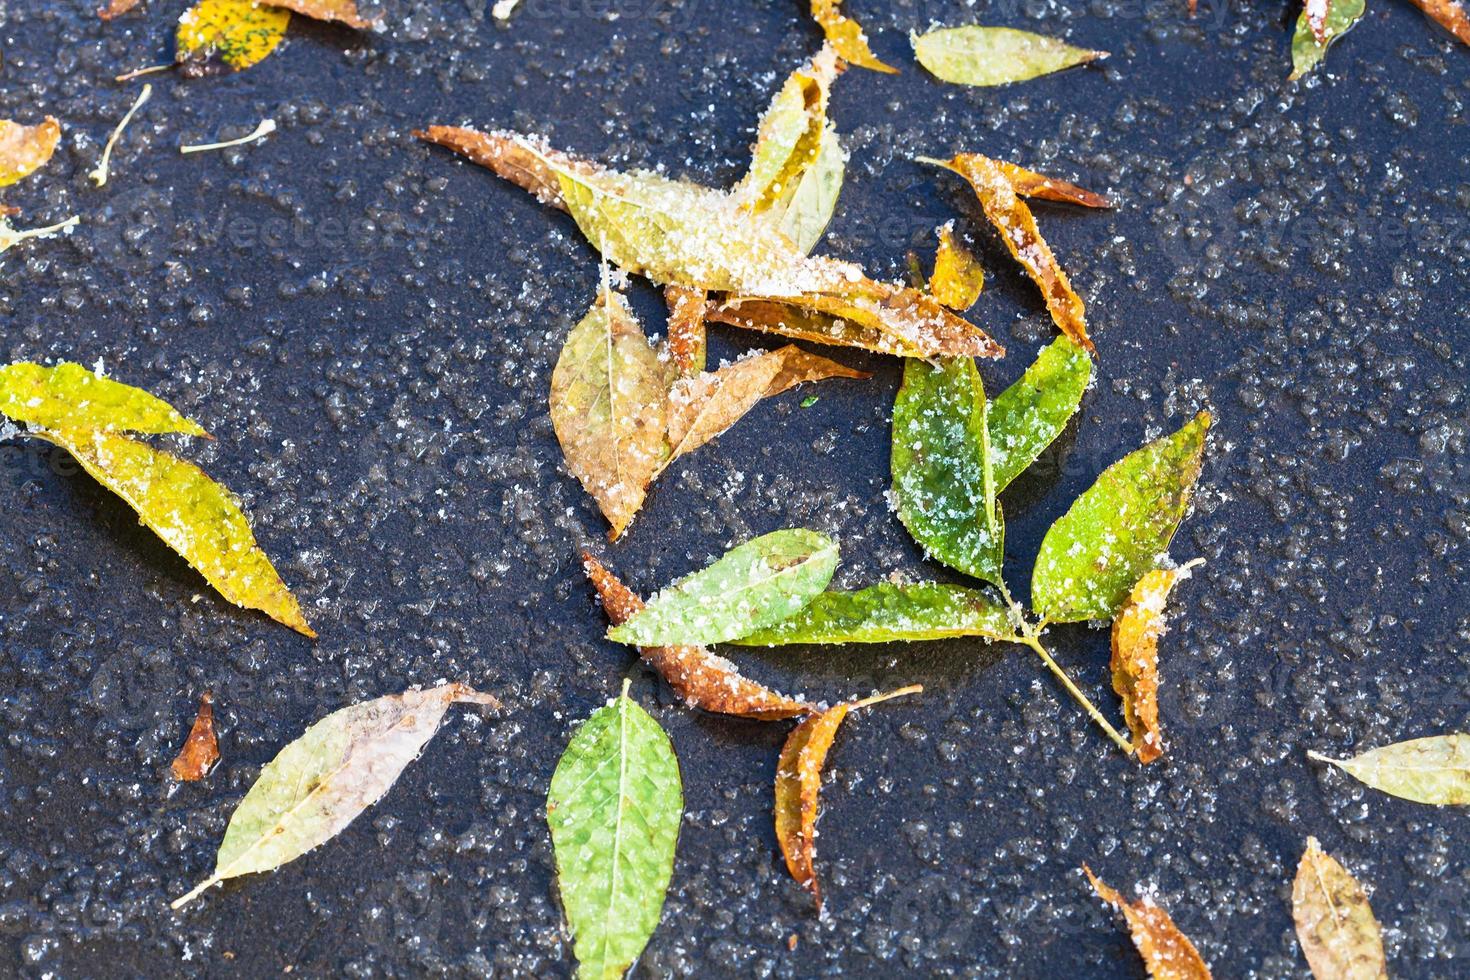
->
1281 0 1469 78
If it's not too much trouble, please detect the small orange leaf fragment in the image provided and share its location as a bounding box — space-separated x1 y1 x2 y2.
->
1084 866 1213 980
583 553 814 721
928 222 985 311
992 160 1111 208
1110 560 1203 764
810 0 899 73
663 285 708 378
1406 0 1470 44
99 0 143 19
775 685 922 908
171 691 220 781
270 0 381 29
0 117 61 188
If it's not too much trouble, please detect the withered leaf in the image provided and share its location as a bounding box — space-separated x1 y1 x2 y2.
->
776 686 921 908
583 554 812 720
1407 0 1470 45
928 222 985 311
0 116 62 187
810 0 898 73
991 160 1111 208
172 683 497 907
1110 560 1204 764
99 0 144 19
736 46 842 221
1308 734 1470 805
926 153 1094 354
176 0 291 76
1084 866 1213 980
171 691 220 782
270 0 381 30
663 285 708 378
1292 837 1388 980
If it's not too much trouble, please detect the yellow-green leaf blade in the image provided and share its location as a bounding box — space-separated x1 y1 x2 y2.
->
1309 734 1470 805
1289 0 1366 80
912 26 1106 87
1292 837 1388 980
988 336 1093 493
171 684 497 907
1032 412 1210 623
34 427 313 636
547 687 682 980
775 127 846 255
0 362 207 436
732 582 1018 645
176 0 290 76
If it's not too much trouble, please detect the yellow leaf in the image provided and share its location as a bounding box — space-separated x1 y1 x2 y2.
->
928 222 985 311
0 362 208 436
1110 560 1203 764
810 0 898 73
1292 837 1388 979
176 0 290 76
0 117 61 187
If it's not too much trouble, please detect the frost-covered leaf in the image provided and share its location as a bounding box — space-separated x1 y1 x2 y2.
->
0 116 61 187
1084 866 1213 980
548 682 682 980
991 160 1111 208
776 686 920 908
1110 561 1203 764
774 129 846 255
912 26 1106 87
988 336 1093 492
1406 0 1470 45
665 345 867 462
733 582 1017 645
1289 0 1365 79
1292 837 1388 980
99 0 144 19
171 684 497 907
892 357 1003 585
30 427 315 637
270 0 380 29
929 222 985 311
0 362 207 436
810 0 898 73
170 691 219 782
607 529 838 647
176 0 290 76
927 153 1095 353
1309 734 1470 805
1032 412 1211 623
663 285 708 378
550 284 670 541
584 554 812 720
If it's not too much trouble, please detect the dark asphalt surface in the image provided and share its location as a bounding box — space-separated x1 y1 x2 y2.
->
1 0 1468 977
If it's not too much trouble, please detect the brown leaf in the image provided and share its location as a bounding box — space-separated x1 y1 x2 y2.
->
270 0 381 29
665 345 867 462
0 117 61 188
99 0 143 18
414 125 568 207
582 554 813 720
930 153 1095 354
1293 838 1388 980
170 691 220 782
1406 0 1470 44
928 222 985 311
1110 560 1203 764
775 686 922 908
810 0 899 73
663 285 708 378
1084 866 1213 980
992 160 1112 208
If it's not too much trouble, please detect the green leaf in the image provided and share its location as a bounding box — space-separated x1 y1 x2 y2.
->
607 529 838 646
911 26 1107 87
1289 0 1366 80
732 582 1018 645
547 684 682 980
171 683 498 907
989 337 1093 493
0 362 207 436
891 357 1003 585
1031 412 1211 623
1309 734 1470 805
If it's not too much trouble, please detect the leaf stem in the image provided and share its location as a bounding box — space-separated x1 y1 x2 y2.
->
847 684 923 712
90 83 152 186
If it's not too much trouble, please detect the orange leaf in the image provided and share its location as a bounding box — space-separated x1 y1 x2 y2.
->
1110 560 1203 764
663 285 708 378
1407 0 1470 44
775 686 922 908
928 222 985 311
583 554 813 721
0 117 61 188
810 0 899 73
992 160 1111 208
270 0 380 29
170 691 220 781
99 0 143 19
1085 866 1213 979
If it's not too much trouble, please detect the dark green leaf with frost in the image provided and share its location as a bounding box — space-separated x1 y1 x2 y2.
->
989 336 1092 493
891 357 1003 585
1289 0 1366 79
547 685 682 980
1031 412 1211 623
732 582 1018 645
607 529 838 647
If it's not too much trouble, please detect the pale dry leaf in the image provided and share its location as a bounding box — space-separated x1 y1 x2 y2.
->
1292 837 1388 980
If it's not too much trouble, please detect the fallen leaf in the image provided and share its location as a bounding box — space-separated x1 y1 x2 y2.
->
663 285 708 378
1031 411 1211 623
928 222 985 311
810 0 898 73
911 26 1106 87
1289 0 1366 79
1084 866 1213 979
1110 560 1204 764
99 0 144 19
1292 837 1388 980
583 554 812 720
270 0 381 29
0 117 61 187
891 356 1003 585
171 683 498 907
0 362 208 436
1406 0 1470 44
549 282 669 540
607 529 838 647
776 686 921 907
170 691 220 782
733 582 1018 645
176 0 291 77
1308 734 1470 805
988 335 1093 492
990 160 1111 208
927 153 1094 353
547 680 681 980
